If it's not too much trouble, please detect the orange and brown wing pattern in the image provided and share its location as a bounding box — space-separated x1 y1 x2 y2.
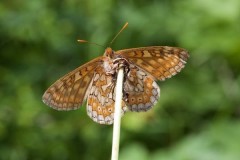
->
87 66 127 124
116 46 189 81
124 64 160 112
42 57 103 111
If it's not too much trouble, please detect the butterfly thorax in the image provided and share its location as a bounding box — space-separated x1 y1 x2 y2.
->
103 47 130 76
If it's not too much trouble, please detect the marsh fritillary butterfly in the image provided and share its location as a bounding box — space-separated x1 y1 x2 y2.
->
42 25 189 125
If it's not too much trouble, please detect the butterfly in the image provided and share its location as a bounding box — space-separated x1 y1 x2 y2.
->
42 46 189 125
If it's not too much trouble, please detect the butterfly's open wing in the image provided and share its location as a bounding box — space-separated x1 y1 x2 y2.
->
42 57 103 111
116 46 189 81
124 64 160 112
87 66 127 124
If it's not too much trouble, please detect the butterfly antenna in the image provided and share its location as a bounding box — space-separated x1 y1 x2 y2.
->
109 22 128 46
77 39 105 48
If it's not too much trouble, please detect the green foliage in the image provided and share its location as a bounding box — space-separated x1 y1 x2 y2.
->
119 120 240 160
0 0 239 159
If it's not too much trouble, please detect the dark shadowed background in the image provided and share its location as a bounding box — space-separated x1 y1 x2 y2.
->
0 0 240 160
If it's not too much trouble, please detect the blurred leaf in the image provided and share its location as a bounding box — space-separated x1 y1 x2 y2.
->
152 120 240 160
120 143 149 160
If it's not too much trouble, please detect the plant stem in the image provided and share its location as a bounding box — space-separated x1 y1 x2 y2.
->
111 67 124 160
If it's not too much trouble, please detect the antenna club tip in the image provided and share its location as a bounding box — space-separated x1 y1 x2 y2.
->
77 40 88 43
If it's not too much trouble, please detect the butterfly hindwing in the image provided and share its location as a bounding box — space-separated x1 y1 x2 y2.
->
87 66 127 124
124 64 160 112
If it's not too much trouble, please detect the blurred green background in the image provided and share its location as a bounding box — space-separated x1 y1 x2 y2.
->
1 0 240 160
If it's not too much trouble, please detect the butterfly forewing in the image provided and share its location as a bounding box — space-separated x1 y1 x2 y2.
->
87 66 127 124
42 57 103 111
116 46 189 81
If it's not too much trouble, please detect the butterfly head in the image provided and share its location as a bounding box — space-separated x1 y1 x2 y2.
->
104 47 115 59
